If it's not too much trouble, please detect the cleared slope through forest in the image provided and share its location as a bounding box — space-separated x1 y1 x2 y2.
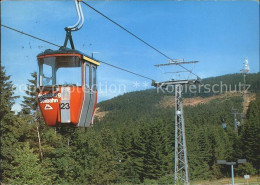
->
94 92 256 121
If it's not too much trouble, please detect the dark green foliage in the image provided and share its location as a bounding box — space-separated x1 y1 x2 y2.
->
20 72 38 115
9 142 50 184
0 67 18 114
236 162 257 176
240 101 260 169
200 73 259 97
1 70 259 184
0 66 21 181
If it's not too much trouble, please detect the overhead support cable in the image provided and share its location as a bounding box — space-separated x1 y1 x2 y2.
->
100 61 154 81
82 1 171 60
1 24 62 48
82 1 201 80
1 24 154 81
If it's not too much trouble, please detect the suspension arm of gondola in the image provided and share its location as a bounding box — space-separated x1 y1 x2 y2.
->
63 29 75 49
63 0 85 49
66 0 84 32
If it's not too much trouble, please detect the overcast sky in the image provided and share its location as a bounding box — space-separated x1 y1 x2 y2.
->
1 0 259 112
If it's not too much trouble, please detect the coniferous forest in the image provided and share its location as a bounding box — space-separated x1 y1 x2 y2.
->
0 66 259 184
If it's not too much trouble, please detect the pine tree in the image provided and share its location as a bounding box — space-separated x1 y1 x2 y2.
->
116 127 138 183
143 123 164 180
20 72 38 114
240 101 260 169
19 71 44 160
9 142 49 184
130 127 146 183
154 120 172 176
69 128 97 184
0 66 21 182
0 66 18 120
51 142 78 183
91 127 119 184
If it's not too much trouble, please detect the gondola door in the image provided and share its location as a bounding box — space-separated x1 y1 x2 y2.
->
78 62 97 127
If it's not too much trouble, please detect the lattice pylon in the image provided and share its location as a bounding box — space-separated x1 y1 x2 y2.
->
174 84 189 185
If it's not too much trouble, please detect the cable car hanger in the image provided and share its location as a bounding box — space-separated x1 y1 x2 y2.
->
36 0 102 128
63 0 84 50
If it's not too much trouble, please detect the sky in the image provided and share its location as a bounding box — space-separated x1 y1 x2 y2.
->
1 0 259 112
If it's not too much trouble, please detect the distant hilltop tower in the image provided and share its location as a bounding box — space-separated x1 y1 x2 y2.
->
243 58 250 74
240 58 250 117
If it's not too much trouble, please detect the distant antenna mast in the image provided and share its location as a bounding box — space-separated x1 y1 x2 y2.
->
240 58 249 116
152 59 200 185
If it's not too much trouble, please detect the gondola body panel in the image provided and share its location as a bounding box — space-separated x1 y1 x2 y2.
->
38 89 60 126
38 86 84 126
37 49 99 127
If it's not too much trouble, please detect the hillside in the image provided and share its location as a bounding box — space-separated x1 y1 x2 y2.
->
91 72 259 182
95 92 256 121
95 73 259 123
1 70 259 184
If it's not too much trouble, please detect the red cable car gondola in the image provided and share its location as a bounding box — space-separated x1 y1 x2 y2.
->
37 48 100 127
37 0 100 127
